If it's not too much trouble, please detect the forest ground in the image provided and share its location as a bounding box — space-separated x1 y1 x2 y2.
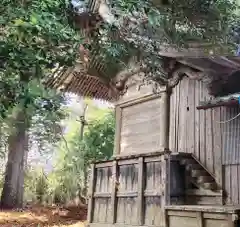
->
0 204 87 227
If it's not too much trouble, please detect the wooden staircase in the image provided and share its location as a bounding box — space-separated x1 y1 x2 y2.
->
179 155 217 190
170 152 223 205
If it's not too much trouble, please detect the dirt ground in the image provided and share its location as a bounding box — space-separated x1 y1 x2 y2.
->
0 205 87 227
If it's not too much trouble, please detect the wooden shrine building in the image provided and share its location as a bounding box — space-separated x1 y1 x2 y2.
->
50 56 240 227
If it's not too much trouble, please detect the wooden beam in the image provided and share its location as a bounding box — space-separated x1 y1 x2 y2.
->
197 212 204 227
159 90 169 150
110 161 118 224
113 106 122 155
228 214 237 227
87 164 96 223
197 100 238 110
94 192 111 198
137 157 144 225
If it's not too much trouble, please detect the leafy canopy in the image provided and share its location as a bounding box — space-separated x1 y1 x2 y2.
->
0 0 82 116
70 0 240 87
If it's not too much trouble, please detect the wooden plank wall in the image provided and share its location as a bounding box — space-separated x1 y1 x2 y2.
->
169 76 223 184
90 154 170 227
120 97 161 155
169 76 240 205
222 107 240 205
115 73 156 105
92 166 112 223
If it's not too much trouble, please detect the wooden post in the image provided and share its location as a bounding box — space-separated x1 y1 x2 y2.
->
228 214 238 227
165 155 171 206
113 106 122 156
196 212 204 227
161 154 170 227
159 89 169 151
164 210 169 227
137 157 144 225
110 161 118 223
87 164 96 223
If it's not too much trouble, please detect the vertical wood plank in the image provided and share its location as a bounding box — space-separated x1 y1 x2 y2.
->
161 154 169 227
169 84 176 151
165 210 169 227
196 212 204 227
178 79 185 152
206 109 214 174
213 108 222 187
87 164 96 223
175 80 180 152
137 157 144 225
228 214 235 227
114 106 122 155
195 80 200 159
199 81 206 165
224 165 232 204
238 165 240 206
159 89 169 150
187 78 195 155
231 165 239 205
184 77 190 153
110 161 118 223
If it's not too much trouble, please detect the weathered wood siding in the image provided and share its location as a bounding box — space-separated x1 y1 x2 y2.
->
119 97 161 155
169 76 240 205
222 107 240 165
115 74 157 105
165 206 239 227
89 154 169 227
92 166 112 223
169 76 222 185
221 107 240 204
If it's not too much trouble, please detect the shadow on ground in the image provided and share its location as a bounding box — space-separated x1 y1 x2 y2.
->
0 205 87 227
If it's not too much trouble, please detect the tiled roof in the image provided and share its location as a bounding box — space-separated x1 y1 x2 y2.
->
46 66 117 101
177 57 240 74
47 57 240 101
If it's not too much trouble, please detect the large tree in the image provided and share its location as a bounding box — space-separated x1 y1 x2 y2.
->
0 0 81 208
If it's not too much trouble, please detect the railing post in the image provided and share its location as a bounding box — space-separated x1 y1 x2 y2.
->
161 154 170 227
197 212 204 227
110 160 118 223
137 157 144 225
87 163 96 223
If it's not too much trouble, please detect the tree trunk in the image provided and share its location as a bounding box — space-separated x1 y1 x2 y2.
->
16 134 28 207
0 108 29 209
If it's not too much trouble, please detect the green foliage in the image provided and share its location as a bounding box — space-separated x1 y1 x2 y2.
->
109 0 239 49
35 174 48 203
28 82 68 152
81 111 115 164
47 108 115 202
0 0 82 116
0 0 81 207
24 168 48 203
73 0 240 87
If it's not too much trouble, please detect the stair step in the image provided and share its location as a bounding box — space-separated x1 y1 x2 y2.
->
191 169 209 177
202 182 217 190
180 158 196 165
186 164 202 171
197 175 215 184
